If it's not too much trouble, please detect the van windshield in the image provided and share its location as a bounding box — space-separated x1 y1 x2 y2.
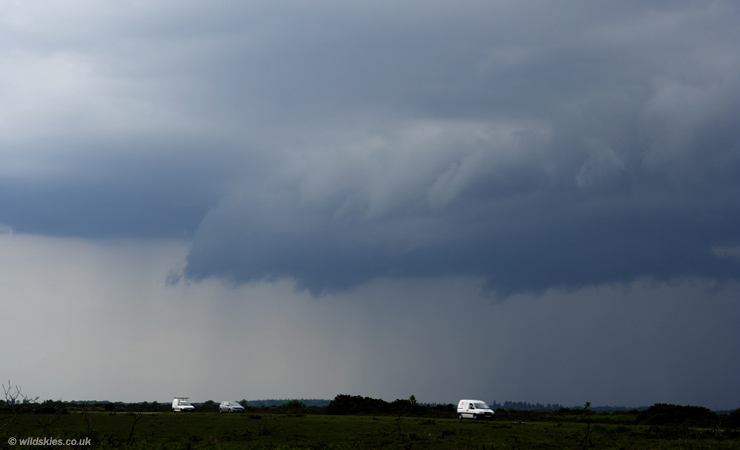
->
474 402 489 409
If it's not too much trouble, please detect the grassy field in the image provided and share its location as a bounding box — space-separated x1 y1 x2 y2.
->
2 410 739 449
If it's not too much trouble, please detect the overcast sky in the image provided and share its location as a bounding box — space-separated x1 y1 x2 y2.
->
1 0 739 410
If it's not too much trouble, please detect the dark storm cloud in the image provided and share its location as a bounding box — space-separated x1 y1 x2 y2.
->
181 2 740 293
2 1 739 293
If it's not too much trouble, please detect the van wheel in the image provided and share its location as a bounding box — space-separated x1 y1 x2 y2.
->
458 414 462 419
473 414 477 420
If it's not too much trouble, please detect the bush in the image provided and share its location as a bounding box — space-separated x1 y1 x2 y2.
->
726 409 740 430
326 394 391 415
325 394 452 417
637 404 717 427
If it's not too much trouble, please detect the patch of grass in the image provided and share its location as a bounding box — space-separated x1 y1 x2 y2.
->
1 412 738 449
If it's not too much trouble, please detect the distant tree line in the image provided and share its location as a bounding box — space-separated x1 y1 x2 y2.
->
3 392 739 430
242 399 330 408
488 401 640 412
489 401 566 411
0 399 171 414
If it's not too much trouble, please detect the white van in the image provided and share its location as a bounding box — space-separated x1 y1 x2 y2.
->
457 399 495 419
172 397 195 412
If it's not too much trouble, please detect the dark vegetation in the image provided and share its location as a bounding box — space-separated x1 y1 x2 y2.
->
636 403 722 427
325 395 451 417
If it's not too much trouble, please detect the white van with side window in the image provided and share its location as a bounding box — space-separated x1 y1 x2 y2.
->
457 399 494 419
172 397 195 412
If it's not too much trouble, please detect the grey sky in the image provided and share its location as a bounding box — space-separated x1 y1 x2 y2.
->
1 1 739 409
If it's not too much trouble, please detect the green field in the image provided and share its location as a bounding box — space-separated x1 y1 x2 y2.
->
2 410 739 450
